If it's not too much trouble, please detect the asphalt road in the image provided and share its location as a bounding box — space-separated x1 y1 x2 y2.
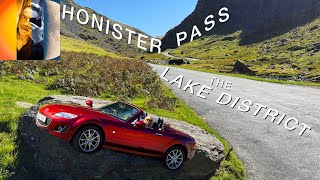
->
162 51 200 61
150 64 320 180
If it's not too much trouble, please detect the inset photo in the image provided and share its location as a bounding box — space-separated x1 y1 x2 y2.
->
0 0 60 60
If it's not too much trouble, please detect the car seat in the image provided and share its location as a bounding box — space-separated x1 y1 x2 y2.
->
151 117 159 129
151 116 164 130
157 118 164 131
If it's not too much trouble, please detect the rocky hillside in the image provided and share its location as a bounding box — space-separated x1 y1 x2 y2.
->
169 17 320 81
60 0 147 57
161 0 320 50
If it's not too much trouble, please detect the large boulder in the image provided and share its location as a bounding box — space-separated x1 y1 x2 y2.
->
232 59 255 75
17 95 225 180
168 59 185 65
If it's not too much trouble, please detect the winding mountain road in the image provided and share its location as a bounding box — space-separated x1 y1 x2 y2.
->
151 64 320 180
162 50 200 61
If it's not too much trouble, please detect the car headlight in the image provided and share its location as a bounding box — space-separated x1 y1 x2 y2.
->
54 112 78 119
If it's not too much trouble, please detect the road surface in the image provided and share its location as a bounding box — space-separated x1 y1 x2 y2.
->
162 51 200 61
151 64 320 180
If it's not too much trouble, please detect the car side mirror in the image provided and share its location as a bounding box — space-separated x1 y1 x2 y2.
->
86 100 93 108
135 120 145 128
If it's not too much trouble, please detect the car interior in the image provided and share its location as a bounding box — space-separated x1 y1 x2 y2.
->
152 117 164 131
131 113 164 131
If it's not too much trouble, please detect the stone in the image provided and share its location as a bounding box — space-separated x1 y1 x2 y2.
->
26 73 35 80
16 74 26 80
232 59 255 75
287 46 304 51
313 43 320 49
168 59 185 65
309 25 318 31
268 64 276 69
16 101 33 108
280 38 287 43
310 76 320 82
259 57 269 62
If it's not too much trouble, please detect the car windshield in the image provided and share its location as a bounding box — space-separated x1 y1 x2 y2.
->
98 102 139 121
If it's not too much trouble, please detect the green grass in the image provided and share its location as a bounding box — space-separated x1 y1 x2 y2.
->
176 65 320 87
61 35 126 59
0 48 246 179
0 75 245 179
0 76 60 179
168 18 320 82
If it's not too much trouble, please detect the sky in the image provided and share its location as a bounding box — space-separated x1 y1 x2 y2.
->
74 0 198 37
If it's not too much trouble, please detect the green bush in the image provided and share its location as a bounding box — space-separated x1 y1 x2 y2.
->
0 52 175 110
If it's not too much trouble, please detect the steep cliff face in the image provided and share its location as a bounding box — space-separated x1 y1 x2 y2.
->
161 0 320 50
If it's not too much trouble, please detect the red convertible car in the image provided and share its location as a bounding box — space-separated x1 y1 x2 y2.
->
36 101 196 170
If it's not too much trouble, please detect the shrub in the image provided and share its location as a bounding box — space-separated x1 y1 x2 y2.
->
0 52 175 110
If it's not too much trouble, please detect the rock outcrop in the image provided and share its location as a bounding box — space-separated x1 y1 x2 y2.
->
18 95 225 180
232 60 255 75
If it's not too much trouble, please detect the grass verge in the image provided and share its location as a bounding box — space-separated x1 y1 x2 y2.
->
0 76 60 179
175 64 320 87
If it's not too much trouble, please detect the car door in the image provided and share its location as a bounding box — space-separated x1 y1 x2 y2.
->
109 121 170 155
128 126 169 155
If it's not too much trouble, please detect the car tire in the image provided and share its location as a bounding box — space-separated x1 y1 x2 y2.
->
72 125 103 153
163 146 185 170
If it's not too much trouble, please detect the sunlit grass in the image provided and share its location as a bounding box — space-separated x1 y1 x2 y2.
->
167 18 320 83
0 76 60 179
61 35 126 59
176 65 320 87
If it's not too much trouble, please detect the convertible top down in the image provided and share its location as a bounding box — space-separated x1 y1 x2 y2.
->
36 101 196 170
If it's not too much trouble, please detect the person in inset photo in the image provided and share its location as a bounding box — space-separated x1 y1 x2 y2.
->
17 2 44 60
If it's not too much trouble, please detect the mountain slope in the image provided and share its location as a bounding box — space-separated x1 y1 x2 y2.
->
61 35 125 58
60 0 148 57
161 0 320 50
157 0 320 82
170 17 320 81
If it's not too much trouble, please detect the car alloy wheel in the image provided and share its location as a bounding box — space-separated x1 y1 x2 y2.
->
165 147 185 170
73 126 103 153
79 129 101 152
